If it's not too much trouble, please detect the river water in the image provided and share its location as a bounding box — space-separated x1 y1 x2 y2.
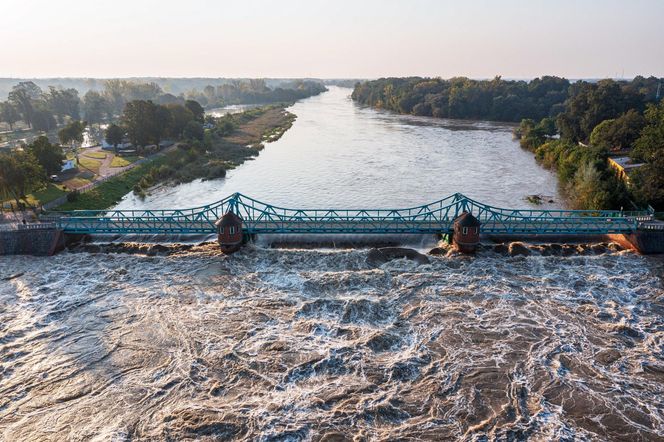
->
114 87 560 210
1 88 663 441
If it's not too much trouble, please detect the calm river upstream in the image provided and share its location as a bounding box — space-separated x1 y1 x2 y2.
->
114 86 560 210
1 88 663 441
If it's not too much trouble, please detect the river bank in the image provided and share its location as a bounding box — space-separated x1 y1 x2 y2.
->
55 106 295 211
112 87 561 211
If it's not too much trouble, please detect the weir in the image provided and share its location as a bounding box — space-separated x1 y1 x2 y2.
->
39 193 664 254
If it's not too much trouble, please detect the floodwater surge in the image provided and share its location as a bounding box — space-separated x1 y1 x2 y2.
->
1 245 663 440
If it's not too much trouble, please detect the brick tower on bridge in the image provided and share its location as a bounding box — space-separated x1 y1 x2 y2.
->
453 211 481 253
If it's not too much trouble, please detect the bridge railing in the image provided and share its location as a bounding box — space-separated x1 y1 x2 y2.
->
47 192 647 235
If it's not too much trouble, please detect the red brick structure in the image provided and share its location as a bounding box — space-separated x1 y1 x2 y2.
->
215 212 243 253
453 211 481 253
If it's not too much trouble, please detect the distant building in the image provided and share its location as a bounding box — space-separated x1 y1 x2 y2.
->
608 156 645 184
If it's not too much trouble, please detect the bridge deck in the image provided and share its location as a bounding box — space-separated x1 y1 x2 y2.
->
46 193 649 236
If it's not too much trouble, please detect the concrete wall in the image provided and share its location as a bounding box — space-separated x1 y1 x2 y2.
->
0 228 64 256
608 231 664 254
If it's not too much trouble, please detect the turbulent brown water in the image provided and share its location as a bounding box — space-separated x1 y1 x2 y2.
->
1 245 663 440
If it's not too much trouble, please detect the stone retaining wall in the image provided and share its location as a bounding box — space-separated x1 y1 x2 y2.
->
0 228 64 256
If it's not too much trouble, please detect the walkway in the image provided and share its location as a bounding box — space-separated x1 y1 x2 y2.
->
47 193 651 236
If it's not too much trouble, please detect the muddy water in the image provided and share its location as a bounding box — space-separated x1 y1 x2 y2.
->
1 246 663 440
114 86 561 211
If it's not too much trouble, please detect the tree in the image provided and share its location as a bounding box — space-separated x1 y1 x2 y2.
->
183 120 204 141
203 85 216 102
121 100 166 147
185 100 205 122
630 102 664 208
537 117 557 137
28 136 65 175
46 87 80 123
631 102 664 163
630 156 664 209
82 90 110 125
557 80 646 142
589 110 645 151
8 81 42 128
28 135 65 175
165 104 195 138
58 120 87 164
105 123 125 153
515 117 555 151
0 151 45 208
0 102 20 131
31 106 57 132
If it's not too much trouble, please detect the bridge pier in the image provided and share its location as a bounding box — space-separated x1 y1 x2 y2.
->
608 229 664 254
0 224 65 256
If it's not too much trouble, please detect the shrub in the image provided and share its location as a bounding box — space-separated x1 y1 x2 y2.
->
66 190 79 202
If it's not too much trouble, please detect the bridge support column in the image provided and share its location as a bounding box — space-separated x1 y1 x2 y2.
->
608 230 664 254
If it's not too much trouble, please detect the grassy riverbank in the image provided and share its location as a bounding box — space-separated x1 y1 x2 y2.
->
55 105 296 211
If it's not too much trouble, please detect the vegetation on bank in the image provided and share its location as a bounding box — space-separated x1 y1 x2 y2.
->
1 79 324 134
354 76 664 211
516 98 664 210
351 76 661 123
187 79 327 108
55 106 296 210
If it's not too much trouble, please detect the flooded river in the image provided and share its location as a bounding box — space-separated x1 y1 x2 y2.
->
114 87 560 210
1 245 663 440
1 88 663 441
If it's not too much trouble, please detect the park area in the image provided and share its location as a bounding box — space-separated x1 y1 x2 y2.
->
1 146 143 211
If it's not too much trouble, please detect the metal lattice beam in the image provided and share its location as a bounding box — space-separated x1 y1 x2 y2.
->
46 193 643 236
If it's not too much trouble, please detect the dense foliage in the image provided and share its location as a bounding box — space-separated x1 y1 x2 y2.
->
28 136 65 175
629 102 664 207
187 79 327 108
0 149 45 207
120 100 203 147
0 81 80 131
352 76 662 125
0 79 326 133
517 99 664 210
352 76 571 121
355 76 664 210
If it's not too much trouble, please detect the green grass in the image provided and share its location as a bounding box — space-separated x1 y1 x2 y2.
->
82 151 107 159
63 177 92 189
110 155 140 167
56 156 170 211
4 183 68 208
54 105 294 211
78 157 102 174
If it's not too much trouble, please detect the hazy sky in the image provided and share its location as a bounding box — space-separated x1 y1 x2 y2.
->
2 0 663 79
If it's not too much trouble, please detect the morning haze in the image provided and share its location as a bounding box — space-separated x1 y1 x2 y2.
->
2 0 663 79
2 1 664 441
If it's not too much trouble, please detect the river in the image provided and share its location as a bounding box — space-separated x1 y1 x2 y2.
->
113 86 561 210
1 88 663 441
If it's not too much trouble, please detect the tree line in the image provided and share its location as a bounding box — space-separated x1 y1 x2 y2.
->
351 76 662 123
0 97 209 210
514 80 664 210
353 76 663 210
1 79 326 132
185 79 327 108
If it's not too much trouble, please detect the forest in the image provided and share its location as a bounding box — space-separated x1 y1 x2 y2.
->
353 76 664 210
0 78 326 133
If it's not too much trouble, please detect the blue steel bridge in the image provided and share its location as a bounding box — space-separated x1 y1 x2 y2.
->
47 193 650 236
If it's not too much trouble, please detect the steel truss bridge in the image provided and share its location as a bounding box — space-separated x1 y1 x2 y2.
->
46 193 652 236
